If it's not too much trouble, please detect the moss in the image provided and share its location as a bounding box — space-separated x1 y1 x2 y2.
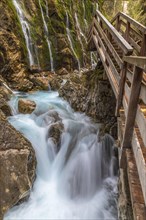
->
7 0 28 63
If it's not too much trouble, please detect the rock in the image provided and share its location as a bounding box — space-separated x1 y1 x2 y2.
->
29 65 41 73
30 76 50 90
56 67 69 76
0 110 36 219
18 99 36 114
0 96 12 116
46 111 64 152
17 79 33 92
49 122 64 152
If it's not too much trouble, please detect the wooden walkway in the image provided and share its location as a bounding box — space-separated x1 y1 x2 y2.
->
88 10 146 219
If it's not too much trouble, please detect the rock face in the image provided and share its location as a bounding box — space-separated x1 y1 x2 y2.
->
18 99 36 114
44 111 64 153
0 96 12 117
0 0 96 91
0 110 36 219
58 65 117 138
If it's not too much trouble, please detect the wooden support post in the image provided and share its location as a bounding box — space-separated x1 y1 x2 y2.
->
141 34 146 56
120 65 144 167
115 62 127 116
116 15 120 32
125 22 130 41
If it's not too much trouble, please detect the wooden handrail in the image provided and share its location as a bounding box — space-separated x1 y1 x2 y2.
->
123 56 146 71
111 12 146 34
95 10 133 55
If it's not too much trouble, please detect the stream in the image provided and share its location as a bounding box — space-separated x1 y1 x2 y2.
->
4 91 118 220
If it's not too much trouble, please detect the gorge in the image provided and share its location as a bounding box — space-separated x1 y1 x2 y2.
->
0 0 141 219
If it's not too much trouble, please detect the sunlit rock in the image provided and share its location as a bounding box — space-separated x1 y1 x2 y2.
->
18 99 36 114
0 110 36 219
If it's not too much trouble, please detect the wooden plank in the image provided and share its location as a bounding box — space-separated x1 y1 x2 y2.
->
126 149 146 219
125 82 131 101
123 56 146 71
122 95 128 116
132 129 146 205
140 84 146 104
121 66 144 151
128 37 141 53
136 106 146 146
94 19 123 68
95 10 133 55
92 35 118 97
119 12 146 34
127 70 146 104
93 28 120 84
115 62 127 116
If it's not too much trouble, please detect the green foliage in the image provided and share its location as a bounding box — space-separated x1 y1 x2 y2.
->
128 0 146 25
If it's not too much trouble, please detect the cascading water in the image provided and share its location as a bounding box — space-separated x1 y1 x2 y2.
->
12 0 36 67
4 91 118 220
91 52 98 69
75 12 87 43
66 12 81 71
39 0 54 72
45 0 49 18
82 0 88 29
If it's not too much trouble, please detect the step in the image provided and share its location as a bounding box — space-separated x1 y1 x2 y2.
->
126 149 146 220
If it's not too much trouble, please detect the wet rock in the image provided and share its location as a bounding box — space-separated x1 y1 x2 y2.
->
31 76 50 90
56 67 69 76
0 110 36 219
17 79 33 92
49 122 64 152
18 99 36 114
29 65 41 73
0 96 12 116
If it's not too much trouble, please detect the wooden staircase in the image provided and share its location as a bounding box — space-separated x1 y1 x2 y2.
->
88 9 146 220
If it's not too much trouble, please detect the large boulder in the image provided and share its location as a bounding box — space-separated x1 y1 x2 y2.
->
0 110 36 219
46 111 64 153
49 122 64 152
18 99 36 114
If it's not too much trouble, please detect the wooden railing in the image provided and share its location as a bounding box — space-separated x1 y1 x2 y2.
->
88 10 133 99
88 10 146 205
120 56 146 204
111 12 146 56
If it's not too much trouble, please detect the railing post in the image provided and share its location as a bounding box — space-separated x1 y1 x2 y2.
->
125 22 130 41
115 62 127 116
116 15 120 31
120 65 144 167
140 34 146 56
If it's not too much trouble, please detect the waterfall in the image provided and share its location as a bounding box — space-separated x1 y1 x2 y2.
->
45 0 49 18
2 82 14 94
39 0 54 72
82 0 88 29
12 0 35 67
90 52 97 69
66 12 81 71
75 12 87 43
4 91 118 220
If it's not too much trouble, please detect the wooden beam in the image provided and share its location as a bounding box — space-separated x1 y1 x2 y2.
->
115 62 127 116
123 56 146 71
94 19 123 68
119 12 146 34
95 10 133 55
120 66 144 167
